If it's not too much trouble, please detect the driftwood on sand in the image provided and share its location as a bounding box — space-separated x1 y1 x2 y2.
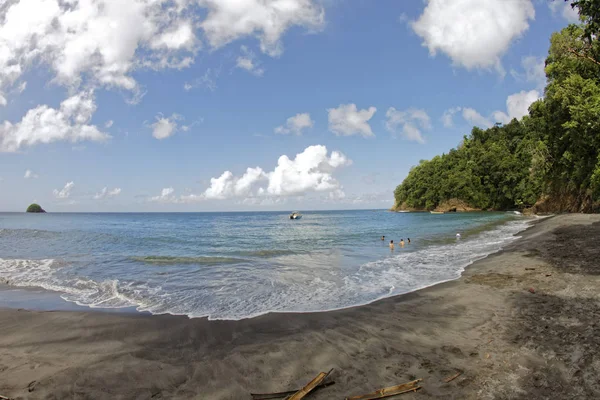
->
345 379 422 400
250 381 335 400
286 369 334 400
443 372 462 383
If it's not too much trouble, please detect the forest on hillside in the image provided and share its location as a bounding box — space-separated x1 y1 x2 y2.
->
393 0 600 213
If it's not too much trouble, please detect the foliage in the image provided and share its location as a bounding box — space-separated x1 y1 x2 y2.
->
394 11 600 212
26 203 45 213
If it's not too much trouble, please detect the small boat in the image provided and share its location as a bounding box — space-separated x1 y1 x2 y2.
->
290 212 302 220
430 211 444 214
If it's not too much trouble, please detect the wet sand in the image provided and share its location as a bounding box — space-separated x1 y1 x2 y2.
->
1 214 599 399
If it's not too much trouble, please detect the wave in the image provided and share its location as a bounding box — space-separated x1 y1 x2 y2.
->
130 256 247 265
0 217 532 320
233 249 298 258
0 228 59 239
0 258 139 308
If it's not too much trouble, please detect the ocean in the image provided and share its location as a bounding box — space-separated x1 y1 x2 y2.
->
0 210 531 320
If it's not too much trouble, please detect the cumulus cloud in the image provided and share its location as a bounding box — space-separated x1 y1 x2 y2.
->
0 0 324 145
53 181 75 199
0 0 202 101
0 91 109 152
275 113 314 135
236 45 265 76
411 0 535 74
385 108 431 143
455 89 541 128
203 167 267 200
94 187 121 200
328 104 377 138
150 187 177 203
199 0 325 56
105 120 114 128
151 114 183 140
24 169 38 179
462 107 493 128
492 90 541 124
442 107 462 128
549 1 580 23
149 145 352 203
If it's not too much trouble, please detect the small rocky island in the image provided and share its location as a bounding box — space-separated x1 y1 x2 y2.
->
26 203 46 213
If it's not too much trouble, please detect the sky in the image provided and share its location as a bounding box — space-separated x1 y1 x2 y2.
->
0 0 580 212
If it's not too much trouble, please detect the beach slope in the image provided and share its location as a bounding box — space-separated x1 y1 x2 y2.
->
1 214 599 399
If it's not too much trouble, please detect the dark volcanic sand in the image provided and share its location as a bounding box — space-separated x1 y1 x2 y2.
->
0 214 599 399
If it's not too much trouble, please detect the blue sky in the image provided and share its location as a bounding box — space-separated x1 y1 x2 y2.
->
0 0 578 211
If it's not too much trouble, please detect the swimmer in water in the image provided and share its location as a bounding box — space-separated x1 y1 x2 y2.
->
389 240 394 250
407 238 411 244
400 238 405 247
381 235 385 241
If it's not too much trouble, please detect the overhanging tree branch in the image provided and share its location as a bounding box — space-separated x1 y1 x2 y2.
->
567 48 600 66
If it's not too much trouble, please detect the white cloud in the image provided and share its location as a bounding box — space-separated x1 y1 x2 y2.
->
328 104 377 138
53 181 75 199
204 167 268 200
462 107 493 129
150 187 176 203
0 0 326 108
94 187 121 200
150 22 197 51
105 120 114 128
236 45 265 76
385 108 430 144
549 1 580 23
411 0 535 74
492 90 540 124
442 107 462 128
24 169 38 179
149 145 352 203
151 113 182 140
0 0 203 103
199 0 325 56
275 113 314 135
0 93 6 107
0 91 109 152
459 89 541 128
265 145 351 196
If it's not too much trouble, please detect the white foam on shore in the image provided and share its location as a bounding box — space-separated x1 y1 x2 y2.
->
0 259 140 309
0 218 532 320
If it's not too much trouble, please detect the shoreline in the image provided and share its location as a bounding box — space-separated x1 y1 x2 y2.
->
1 214 599 399
0 213 531 321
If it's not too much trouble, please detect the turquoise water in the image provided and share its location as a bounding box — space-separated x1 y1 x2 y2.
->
0 210 530 320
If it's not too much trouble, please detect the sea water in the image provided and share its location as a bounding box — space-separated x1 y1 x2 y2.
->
0 210 530 320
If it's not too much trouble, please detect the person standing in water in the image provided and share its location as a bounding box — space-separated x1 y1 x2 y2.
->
407 238 411 244
381 235 385 241
400 238 405 247
389 240 394 250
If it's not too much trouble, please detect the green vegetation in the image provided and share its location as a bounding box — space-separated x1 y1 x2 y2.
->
26 203 46 213
394 1 600 213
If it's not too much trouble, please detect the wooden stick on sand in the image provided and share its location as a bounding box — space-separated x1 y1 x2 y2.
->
250 381 335 400
285 369 334 400
444 372 462 383
345 379 422 400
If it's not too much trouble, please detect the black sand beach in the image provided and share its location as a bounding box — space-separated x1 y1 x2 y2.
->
1 214 599 399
